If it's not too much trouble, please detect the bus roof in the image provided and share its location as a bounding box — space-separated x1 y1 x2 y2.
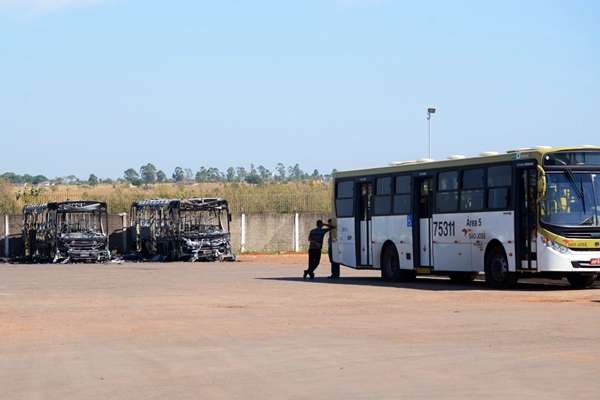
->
23 201 107 214
131 198 229 211
334 145 600 179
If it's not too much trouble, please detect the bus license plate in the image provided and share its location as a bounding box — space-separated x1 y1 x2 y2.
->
590 258 600 265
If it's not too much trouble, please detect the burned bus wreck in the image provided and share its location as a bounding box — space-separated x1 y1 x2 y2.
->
22 201 111 263
130 198 235 262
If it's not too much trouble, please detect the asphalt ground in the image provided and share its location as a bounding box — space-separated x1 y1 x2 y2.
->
1 255 599 400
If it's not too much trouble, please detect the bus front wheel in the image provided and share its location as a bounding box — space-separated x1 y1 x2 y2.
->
566 273 597 289
485 246 517 289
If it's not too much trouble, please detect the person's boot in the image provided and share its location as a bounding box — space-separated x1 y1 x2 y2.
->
309 271 315 280
303 270 309 280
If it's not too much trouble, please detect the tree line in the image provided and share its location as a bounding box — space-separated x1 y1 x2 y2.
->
1 164 337 186
122 163 336 186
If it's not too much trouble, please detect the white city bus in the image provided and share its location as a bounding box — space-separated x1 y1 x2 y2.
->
331 146 600 288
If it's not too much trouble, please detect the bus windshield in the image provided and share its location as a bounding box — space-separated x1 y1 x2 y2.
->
179 210 223 234
58 211 105 235
541 172 600 227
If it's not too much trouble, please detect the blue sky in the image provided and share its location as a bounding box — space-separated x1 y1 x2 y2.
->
1 0 599 179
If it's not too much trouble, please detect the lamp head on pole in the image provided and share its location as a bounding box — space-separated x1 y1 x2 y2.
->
427 107 436 118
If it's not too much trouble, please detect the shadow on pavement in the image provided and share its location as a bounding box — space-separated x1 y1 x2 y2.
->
257 275 595 292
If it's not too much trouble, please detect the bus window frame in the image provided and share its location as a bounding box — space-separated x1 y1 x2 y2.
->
392 174 412 215
435 170 460 213
335 179 355 218
334 161 518 218
460 168 486 212
428 163 515 214
487 165 513 211
373 176 393 216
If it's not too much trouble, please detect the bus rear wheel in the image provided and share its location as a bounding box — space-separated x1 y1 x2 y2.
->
381 245 415 282
381 245 401 282
485 246 517 289
566 273 597 289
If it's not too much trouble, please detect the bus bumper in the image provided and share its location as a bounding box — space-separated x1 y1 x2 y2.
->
537 245 600 273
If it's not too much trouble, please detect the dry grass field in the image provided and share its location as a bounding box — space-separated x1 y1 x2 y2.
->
0 181 331 214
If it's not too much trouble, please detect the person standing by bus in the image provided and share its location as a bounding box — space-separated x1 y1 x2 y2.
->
327 218 340 279
303 220 331 280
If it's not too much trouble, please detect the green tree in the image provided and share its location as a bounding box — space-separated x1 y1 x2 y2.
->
31 175 48 185
275 163 286 181
1 172 21 184
287 164 303 181
245 164 262 185
257 165 272 182
172 167 185 182
124 168 141 186
140 163 157 184
226 167 236 182
195 167 208 183
236 167 247 182
88 174 99 186
156 170 167 182
64 175 79 184
206 167 222 182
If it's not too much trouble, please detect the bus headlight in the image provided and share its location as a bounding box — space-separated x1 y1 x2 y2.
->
547 240 569 254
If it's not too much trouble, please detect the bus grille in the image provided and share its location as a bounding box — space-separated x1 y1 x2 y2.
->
68 241 98 251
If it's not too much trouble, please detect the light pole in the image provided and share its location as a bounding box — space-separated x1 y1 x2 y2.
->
426 107 436 159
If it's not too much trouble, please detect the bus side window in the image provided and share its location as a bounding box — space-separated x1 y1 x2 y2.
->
336 181 354 217
461 169 485 211
488 165 512 209
436 171 459 213
393 175 411 215
373 177 392 215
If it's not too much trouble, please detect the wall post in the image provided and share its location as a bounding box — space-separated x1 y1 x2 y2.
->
294 213 300 252
4 214 9 258
240 213 246 253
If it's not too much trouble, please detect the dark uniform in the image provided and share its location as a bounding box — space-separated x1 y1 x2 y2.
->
304 226 330 279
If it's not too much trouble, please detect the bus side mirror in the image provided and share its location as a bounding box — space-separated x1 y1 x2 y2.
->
537 166 547 199
228 213 232 223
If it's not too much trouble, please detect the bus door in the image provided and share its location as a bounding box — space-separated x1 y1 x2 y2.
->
356 181 373 266
516 163 537 270
413 177 434 267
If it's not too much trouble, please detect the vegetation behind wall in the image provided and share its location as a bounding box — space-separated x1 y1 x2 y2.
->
1 181 333 215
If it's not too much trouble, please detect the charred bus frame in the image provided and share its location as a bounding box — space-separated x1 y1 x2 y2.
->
22 201 111 263
130 198 235 261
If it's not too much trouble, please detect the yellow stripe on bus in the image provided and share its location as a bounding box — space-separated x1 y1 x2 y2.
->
540 228 600 249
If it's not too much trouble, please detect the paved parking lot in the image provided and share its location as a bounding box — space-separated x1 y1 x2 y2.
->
1 255 599 399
